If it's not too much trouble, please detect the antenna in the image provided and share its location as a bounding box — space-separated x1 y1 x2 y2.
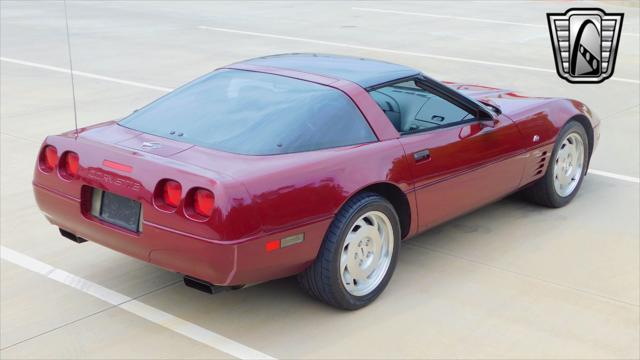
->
63 0 79 138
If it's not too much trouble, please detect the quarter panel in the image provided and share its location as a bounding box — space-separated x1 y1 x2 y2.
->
201 140 414 235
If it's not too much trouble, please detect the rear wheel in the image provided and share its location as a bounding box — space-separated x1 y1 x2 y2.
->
523 121 589 207
297 192 400 310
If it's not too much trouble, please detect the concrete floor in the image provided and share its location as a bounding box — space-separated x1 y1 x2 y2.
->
1 1 639 359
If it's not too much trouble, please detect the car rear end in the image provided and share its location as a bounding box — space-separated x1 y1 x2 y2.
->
33 122 305 286
32 66 386 288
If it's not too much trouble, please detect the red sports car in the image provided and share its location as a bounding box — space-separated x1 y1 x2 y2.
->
33 54 599 309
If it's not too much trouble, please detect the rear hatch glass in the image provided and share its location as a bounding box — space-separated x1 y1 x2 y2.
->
119 69 376 155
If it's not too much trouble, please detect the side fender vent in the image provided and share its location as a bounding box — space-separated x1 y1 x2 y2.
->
525 149 551 183
534 151 548 175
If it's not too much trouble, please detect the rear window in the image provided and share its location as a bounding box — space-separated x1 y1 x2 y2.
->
119 69 376 155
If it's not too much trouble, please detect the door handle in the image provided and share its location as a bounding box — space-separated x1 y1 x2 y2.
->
413 149 431 162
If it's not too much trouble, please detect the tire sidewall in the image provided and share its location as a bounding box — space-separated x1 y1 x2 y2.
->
545 121 589 207
330 198 400 310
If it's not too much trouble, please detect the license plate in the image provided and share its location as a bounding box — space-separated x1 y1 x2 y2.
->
91 189 142 232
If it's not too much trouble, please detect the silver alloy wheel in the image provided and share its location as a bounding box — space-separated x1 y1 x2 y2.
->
553 132 585 197
339 211 394 296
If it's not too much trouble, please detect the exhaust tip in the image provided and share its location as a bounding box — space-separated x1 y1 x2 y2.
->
183 276 215 294
183 276 242 295
59 228 87 243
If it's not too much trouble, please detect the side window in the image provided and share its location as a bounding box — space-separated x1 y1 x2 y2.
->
369 80 473 134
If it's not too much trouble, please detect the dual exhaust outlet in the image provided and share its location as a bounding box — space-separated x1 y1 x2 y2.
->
183 276 244 295
59 227 242 295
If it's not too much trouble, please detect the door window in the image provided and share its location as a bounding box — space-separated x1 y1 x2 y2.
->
369 80 473 134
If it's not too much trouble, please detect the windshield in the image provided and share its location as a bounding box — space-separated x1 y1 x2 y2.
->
119 69 376 155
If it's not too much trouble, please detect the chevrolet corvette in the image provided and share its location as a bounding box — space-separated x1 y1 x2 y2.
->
33 54 600 309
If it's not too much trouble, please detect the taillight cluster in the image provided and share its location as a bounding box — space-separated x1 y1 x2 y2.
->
39 145 80 179
40 145 58 171
38 145 215 221
155 179 215 220
59 151 80 179
192 188 215 217
162 180 182 208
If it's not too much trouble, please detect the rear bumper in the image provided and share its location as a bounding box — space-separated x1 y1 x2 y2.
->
33 183 331 285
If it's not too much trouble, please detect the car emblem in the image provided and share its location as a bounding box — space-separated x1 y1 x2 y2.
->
547 8 624 84
140 141 161 149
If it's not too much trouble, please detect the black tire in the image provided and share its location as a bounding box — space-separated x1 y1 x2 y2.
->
523 121 589 208
297 192 401 310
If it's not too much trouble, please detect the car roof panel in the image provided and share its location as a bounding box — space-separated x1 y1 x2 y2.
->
239 53 420 88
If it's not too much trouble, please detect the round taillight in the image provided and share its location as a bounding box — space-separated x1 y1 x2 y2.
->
193 188 214 217
162 180 182 208
60 151 79 179
39 145 58 172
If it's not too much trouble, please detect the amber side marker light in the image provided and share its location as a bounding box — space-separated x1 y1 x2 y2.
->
265 233 304 252
265 240 280 252
39 145 58 172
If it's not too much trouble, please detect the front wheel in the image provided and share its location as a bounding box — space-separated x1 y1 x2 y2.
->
297 192 400 310
523 121 589 207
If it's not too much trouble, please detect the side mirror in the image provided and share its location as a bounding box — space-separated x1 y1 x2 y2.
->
479 119 498 128
477 109 497 128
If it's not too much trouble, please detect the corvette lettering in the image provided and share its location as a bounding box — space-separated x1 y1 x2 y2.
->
87 168 141 191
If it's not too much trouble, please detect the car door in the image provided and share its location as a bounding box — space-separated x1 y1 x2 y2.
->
369 78 528 231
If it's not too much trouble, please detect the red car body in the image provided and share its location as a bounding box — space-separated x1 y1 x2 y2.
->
33 54 600 287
